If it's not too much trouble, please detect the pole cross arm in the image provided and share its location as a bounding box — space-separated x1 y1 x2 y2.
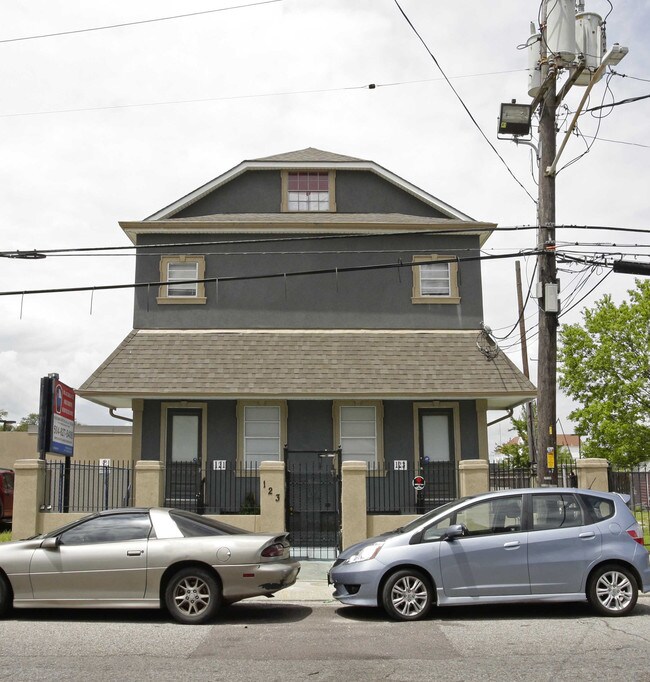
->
546 45 629 177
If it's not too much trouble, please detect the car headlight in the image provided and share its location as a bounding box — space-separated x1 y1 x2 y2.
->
343 541 384 565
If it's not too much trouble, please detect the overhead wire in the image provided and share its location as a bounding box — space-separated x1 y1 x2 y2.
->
0 0 283 44
391 0 537 207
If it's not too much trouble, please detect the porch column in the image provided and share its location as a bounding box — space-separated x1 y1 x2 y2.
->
134 460 164 507
458 459 489 497
131 399 143 461
576 458 609 492
259 461 286 532
341 461 367 550
12 459 45 540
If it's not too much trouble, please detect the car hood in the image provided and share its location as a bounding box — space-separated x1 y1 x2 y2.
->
337 531 402 561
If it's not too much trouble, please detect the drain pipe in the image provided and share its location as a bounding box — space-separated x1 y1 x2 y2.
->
487 408 514 428
109 408 133 423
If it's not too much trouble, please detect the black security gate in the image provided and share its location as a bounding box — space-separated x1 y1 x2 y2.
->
285 448 342 560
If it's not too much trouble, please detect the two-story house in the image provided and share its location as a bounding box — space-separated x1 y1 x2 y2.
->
78 148 536 549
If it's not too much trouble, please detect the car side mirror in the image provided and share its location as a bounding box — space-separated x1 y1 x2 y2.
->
40 536 61 549
442 524 467 541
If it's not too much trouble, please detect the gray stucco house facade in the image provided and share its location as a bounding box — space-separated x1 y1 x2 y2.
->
78 148 536 528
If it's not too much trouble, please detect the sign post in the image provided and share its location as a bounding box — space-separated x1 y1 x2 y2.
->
37 374 76 512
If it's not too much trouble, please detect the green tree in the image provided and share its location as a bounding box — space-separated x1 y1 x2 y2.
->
0 409 15 431
14 413 39 432
559 279 650 468
496 405 573 467
495 406 534 467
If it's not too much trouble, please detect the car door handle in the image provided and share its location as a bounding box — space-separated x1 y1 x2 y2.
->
127 550 144 556
503 541 520 549
579 532 596 539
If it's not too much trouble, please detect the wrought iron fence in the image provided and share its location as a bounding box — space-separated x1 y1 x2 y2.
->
43 460 133 513
164 462 260 515
608 466 650 547
367 463 457 514
489 461 578 491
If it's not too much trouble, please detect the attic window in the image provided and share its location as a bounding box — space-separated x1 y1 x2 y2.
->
284 171 334 212
157 255 207 305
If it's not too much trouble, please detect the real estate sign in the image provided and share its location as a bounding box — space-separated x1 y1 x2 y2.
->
37 374 75 457
51 379 75 456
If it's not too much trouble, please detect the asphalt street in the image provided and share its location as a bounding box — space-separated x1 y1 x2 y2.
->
1 563 649 681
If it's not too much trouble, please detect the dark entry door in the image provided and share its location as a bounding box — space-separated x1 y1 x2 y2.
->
285 449 341 560
418 409 457 508
165 408 203 512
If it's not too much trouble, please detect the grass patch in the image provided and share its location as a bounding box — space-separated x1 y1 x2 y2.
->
0 529 12 542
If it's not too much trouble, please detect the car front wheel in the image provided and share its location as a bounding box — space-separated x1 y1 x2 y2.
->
0 576 12 618
587 564 638 617
165 567 221 624
381 569 433 621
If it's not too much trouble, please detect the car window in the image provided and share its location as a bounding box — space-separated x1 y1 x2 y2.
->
1 473 13 493
169 510 247 537
532 493 583 530
422 515 454 541
456 495 523 536
59 513 152 545
580 493 615 522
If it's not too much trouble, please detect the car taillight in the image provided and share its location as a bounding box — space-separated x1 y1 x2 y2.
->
261 543 285 558
627 527 645 546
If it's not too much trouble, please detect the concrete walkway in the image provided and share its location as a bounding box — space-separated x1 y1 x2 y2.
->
256 560 334 602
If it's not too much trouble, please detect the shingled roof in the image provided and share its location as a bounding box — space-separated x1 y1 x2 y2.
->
78 329 536 409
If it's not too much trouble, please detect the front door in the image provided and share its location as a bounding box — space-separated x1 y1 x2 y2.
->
418 409 457 508
165 408 203 512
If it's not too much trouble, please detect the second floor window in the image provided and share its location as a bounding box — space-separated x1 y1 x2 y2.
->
167 261 199 297
420 262 451 296
411 255 460 305
287 172 330 211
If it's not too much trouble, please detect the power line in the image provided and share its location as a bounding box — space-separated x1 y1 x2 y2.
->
392 0 538 206
0 250 541 298
583 93 650 114
0 1 283 45
0 70 526 120
3 223 650 260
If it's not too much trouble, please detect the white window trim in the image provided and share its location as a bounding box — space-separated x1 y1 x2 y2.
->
333 400 384 468
411 254 460 305
281 170 336 212
237 400 288 467
157 255 207 305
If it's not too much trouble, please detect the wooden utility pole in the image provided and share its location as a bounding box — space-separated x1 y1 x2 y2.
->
536 0 558 485
515 261 536 466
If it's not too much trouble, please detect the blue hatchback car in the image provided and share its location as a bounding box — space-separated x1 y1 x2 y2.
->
329 488 650 620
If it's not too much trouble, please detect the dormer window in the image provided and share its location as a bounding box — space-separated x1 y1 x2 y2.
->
157 255 207 305
282 171 335 212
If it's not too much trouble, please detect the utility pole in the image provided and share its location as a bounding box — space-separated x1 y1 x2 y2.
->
499 2 629 486
515 261 537 468
536 0 558 485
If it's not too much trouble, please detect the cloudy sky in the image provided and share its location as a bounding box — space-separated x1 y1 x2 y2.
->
1 0 648 450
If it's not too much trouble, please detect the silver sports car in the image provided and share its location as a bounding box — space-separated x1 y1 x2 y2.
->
0 507 300 624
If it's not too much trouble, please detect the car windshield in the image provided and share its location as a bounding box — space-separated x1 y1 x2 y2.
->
169 510 250 537
398 496 474 534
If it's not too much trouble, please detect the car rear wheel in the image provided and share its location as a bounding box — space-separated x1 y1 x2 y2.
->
382 569 433 621
165 567 221 624
587 564 638 617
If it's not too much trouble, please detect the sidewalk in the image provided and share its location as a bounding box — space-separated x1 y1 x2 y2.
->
258 560 334 602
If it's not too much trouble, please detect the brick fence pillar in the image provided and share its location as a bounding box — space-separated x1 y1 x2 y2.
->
458 459 490 497
341 461 367 550
12 459 45 540
259 461 286 532
576 458 610 492
134 460 164 507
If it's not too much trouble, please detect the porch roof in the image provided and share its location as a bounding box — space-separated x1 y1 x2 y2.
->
78 329 536 410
